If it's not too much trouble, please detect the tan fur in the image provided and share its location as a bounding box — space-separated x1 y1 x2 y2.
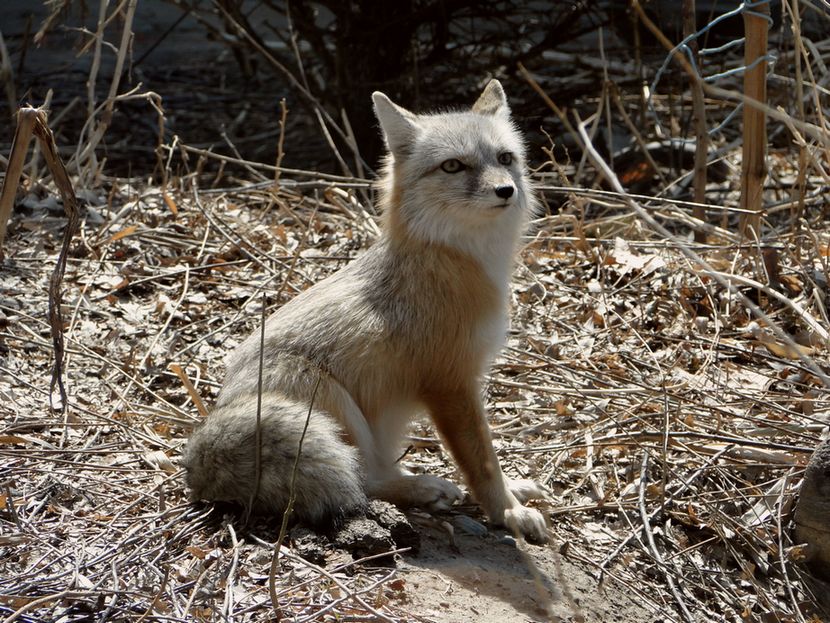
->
182 80 549 542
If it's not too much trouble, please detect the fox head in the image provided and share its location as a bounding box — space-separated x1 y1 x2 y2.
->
372 80 536 273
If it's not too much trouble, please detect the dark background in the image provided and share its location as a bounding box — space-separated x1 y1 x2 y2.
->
2 1 824 182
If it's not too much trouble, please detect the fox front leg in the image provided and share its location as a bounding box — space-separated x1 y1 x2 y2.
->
424 386 549 543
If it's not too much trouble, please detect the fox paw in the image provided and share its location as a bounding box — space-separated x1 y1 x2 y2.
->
508 479 550 504
408 474 464 512
504 505 549 544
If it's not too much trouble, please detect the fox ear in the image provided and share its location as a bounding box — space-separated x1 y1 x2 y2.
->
373 92 419 156
472 79 510 117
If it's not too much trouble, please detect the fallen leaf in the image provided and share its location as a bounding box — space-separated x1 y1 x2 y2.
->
144 450 177 474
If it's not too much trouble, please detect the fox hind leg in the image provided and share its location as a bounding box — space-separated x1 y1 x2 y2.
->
367 468 464 512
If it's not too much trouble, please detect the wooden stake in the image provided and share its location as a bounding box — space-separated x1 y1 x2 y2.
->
739 1 770 238
0 107 38 257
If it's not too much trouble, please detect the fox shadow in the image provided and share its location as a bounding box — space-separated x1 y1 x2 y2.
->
400 518 573 621
188 499 589 619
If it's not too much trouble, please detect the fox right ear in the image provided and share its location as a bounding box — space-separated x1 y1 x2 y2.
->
372 92 419 157
472 79 510 117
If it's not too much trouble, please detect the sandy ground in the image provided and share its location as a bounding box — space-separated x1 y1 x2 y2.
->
395 524 660 622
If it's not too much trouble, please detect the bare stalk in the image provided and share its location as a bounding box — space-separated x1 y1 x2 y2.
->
0 30 17 118
273 98 288 188
785 0 808 252
21 109 83 412
75 0 138 184
683 0 709 242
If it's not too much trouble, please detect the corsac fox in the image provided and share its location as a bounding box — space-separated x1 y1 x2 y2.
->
182 80 549 543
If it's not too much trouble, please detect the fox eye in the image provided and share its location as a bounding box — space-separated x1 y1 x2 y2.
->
440 159 465 173
498 152 513 166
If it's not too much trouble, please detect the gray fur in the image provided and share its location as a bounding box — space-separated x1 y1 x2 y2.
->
182 393 367 525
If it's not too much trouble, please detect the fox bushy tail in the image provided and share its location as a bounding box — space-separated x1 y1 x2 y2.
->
182 393 367 525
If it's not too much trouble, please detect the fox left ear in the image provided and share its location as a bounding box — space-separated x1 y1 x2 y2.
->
472 79 510 117
373 92 420 157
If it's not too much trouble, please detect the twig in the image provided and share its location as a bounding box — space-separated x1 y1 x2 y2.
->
1 590 72 623
71 86 164 178
599 444 734 575
269 372 322 618
134 568 169 623
682 0 709 241
78 0 138 184
223 522 241 618
573 114 830 389
28 89 53 183
178 143 366 183
776 469 807 623
283 3 353 178
709 270 830 343
212 0 371 175
608 83 670 189
190 186 280 279
273 98 288 188
292 567 398 623
275 545 399 623
169 364 208 418
86 0 109 122
784 0 809 249
638 451 695 622
245 291 268 523
138 265 190 373
23 109 83 414
518 63 590 180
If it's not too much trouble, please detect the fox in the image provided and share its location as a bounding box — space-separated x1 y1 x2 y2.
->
182 79 549 543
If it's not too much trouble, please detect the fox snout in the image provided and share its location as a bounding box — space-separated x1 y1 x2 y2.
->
494 184 515 199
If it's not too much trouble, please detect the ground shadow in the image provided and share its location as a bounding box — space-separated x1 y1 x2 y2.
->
398 519 657 622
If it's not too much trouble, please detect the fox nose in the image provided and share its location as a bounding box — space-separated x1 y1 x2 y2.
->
495 184 515 199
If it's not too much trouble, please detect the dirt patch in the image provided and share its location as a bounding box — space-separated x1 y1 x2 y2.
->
397 523 658 622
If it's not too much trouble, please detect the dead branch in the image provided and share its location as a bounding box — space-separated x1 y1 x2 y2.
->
30 109 82 413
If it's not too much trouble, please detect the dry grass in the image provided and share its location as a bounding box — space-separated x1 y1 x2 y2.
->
1 141 828 619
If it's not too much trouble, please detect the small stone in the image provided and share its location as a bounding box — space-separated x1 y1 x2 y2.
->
452 514 488 537
497 535 517 547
